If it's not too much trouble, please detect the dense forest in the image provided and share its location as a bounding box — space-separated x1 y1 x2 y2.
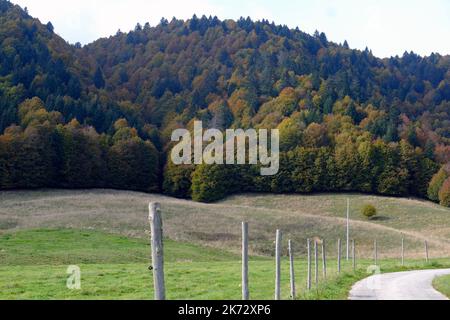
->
0 0 449 205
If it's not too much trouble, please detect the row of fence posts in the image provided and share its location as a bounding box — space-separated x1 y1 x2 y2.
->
247 228 430 300
249 227 360 300
148 202 432 300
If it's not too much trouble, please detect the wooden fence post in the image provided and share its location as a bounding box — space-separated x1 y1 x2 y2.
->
401 237 405 266
374 239 378 266
352 239 356 271
275 229 282 300
346 198 350 261
149 202 165 300
288 240 296 299
242 222 249 300
425 241 429 263
337 238 341 274
307 239 311 290
322 240 327 279
314 240 319 287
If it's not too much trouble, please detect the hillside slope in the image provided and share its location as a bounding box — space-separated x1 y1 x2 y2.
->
1 189 449 258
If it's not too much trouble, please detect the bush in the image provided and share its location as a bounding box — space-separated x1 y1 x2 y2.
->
362 204 377 219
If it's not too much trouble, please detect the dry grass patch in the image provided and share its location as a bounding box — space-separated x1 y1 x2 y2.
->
1 189 450 258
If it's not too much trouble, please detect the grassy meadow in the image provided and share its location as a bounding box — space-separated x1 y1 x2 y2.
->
1 189 450 299
1 189 450 258
1 228 449 300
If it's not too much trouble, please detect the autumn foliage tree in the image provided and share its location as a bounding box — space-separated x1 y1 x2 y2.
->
191 164 236 202
438 178 450 207
428 165 449 202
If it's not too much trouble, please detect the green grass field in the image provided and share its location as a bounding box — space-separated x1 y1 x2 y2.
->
1 189 450 300
433 275 450 299
1 228 449 300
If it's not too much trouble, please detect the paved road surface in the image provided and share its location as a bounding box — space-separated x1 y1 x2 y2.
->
349 268 450 300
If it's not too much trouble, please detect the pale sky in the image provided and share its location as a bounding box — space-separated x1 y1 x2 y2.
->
12 0 450 58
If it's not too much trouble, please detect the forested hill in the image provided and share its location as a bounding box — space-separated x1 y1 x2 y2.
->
1 0 450 205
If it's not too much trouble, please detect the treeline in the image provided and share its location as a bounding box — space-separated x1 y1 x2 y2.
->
163 125 439 203
0 97 445 206
0 98 159 192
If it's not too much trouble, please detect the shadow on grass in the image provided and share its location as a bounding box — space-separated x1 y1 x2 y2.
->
370 216 390 221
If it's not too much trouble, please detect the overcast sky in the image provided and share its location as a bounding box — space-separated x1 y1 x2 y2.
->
11 0 450 58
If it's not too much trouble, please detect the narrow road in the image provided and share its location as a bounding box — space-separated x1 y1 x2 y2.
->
349 269 450 300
